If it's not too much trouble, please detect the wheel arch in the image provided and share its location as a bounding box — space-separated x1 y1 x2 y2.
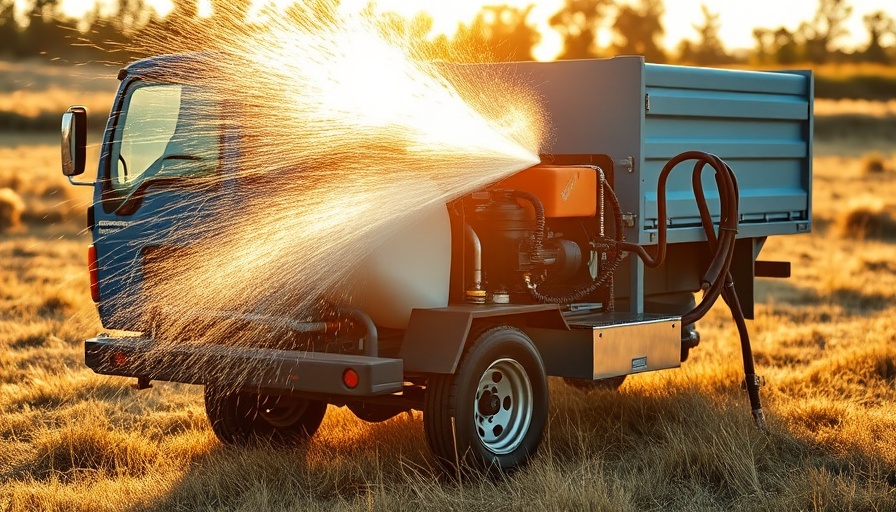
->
398 304 567 374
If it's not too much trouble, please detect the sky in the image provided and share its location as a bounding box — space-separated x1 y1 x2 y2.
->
56 0 895 60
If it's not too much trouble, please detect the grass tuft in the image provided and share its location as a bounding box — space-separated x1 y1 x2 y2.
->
837 200 896 240
862 152 888 174
31 423 157 480
0 187 25 230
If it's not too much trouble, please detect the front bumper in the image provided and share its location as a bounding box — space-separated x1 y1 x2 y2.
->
85 336 404 396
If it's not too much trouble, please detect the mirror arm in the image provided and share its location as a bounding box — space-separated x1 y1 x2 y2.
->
67 176 95 187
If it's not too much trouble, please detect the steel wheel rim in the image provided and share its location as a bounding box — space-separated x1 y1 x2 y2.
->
258 396 308 427
473 357 532 455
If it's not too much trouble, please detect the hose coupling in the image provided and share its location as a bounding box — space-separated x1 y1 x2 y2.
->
741 374 766 390
751 408 767 430
523 273 536 291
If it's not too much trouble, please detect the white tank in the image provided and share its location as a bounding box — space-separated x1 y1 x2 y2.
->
347 204 451 329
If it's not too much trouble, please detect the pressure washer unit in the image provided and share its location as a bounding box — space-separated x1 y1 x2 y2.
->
62 56 812 471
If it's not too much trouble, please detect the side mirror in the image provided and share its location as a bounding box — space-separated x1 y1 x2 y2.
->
61 106 87 177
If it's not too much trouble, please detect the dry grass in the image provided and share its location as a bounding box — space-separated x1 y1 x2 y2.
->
0 139 95 228
0 61 118 131
837 201 896 240
0 187 25 230
0 87 113 120
1 135 895 509
861 152 891 175
814 99 896 118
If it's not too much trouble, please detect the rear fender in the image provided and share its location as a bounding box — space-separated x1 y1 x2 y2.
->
398 304 567 374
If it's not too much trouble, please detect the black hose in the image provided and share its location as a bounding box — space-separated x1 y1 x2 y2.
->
617 151 737 325
723 281 766 427
510 190 546 256
620 150 765 428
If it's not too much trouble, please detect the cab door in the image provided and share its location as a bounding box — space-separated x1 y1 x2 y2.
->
91 78 231 331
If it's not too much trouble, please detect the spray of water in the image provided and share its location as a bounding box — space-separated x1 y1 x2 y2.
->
105 3 546 364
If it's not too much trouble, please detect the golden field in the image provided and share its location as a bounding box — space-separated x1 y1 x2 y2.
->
0 142 893 511
1 62 895 510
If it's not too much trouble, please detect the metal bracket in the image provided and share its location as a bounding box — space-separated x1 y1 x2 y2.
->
622 213 637 228
67 176 95 187
616 156 634 174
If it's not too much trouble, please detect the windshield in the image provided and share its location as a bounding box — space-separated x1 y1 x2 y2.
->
109 82 220 192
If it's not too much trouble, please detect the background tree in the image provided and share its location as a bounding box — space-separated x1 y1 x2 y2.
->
752 28 773 64
549 0 614 59
152 0 207 52
82 0 154 61
112 0 152 35
0 0 17 57
800 0 852 63
18 0 78 58
170 0 198 21
751 24 804 65
677 4 731 64
773 27 803 64
452 5 539 62
611 0 666 62
861 10 894 64
210 0 251 25
377 11 446 59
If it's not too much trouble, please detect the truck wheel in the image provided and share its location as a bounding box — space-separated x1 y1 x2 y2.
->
563 375 627 392
423 326 547 472
204 387 327 446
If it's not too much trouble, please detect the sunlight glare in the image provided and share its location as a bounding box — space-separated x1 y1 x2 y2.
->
111 1 545 372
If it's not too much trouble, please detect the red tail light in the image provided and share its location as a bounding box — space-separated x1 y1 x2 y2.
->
110 352 127 368
88 244 100 302
342 368 359 389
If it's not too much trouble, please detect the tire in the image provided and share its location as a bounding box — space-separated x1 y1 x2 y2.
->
423 326 548 472
563 375 627 392
204 387 327 446
347 402 408 423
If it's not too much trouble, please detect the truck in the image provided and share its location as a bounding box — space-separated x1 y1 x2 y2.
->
61 55 813 472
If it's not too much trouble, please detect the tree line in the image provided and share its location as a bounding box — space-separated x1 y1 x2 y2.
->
0 0 894 65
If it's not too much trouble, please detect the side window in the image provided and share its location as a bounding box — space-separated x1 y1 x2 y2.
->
110 82 219 192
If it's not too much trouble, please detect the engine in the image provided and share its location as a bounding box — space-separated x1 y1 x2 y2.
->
461 164 617 308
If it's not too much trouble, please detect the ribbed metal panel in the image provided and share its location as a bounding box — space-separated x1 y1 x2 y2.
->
644 64 813 243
